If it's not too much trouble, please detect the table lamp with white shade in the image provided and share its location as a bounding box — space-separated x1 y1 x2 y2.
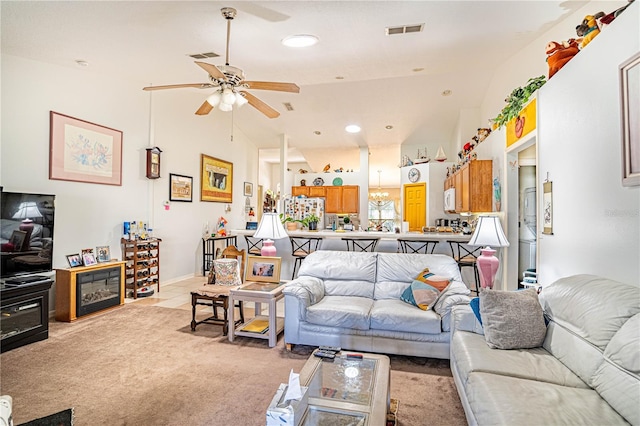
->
12 201 43 250
253 213 288 256
468 216 510 289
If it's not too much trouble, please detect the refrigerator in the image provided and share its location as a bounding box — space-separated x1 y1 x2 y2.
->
283 197 326 229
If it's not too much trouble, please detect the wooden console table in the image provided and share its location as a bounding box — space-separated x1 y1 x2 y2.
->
55 261 125 322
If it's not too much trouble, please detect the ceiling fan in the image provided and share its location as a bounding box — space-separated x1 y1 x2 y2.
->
143 7 299 119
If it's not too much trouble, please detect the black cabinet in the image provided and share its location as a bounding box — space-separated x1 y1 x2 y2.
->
0 278 53 353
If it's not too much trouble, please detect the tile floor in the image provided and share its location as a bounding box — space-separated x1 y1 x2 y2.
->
124 276 208 311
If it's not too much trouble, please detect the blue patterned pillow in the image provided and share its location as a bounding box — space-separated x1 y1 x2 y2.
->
400 280 442 310
470 297 483 325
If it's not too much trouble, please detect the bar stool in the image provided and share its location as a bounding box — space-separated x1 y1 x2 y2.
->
397 239 438 254
342 237 380 252
290 236 323 279
448 240 482 294
244 235 263 257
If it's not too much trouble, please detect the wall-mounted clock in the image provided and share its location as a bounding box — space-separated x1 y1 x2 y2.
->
146 147 162 179
408 167 420 183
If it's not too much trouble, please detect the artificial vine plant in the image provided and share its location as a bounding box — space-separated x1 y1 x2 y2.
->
491 75 546 129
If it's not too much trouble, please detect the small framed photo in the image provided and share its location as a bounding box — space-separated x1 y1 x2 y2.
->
9 230 27 251
82 252 98 266
246 255 281 283
243 181 253 197
169 173 193 202
96 246 111 263
66 254 82 268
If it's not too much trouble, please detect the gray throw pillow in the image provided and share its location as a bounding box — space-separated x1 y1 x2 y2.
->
480 288 546 350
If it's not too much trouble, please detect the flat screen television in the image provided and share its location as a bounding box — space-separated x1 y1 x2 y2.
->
0 189 56 279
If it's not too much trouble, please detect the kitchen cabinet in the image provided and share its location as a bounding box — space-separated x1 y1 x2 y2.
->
291 186 326 197
325 185 359 213
447 160 492 213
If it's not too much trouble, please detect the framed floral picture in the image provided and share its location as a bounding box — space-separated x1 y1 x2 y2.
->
200 154 233 203
49 111 123 186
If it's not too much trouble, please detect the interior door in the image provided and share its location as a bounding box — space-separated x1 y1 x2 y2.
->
403 183 426 231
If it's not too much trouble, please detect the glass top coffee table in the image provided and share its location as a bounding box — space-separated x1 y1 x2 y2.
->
297 351 390 425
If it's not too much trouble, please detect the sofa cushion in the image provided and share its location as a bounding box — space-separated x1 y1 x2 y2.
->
376 253 462 283
480 288 546 350
306 295 373 330
371 299 442 334
451 330 589 389
298 251 377 282
465 372 628 425
324 279 375 298
400 280 448 310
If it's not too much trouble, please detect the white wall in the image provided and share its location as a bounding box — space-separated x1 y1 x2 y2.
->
1 55 259 290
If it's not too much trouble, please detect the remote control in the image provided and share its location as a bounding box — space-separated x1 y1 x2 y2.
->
319 346 341 353
314 350 336 359
346 353 363 360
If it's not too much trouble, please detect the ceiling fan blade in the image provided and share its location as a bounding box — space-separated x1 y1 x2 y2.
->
143 83 214 91
195 101 214 116
195 61 227 81
242 92 280 119
243 81 300 93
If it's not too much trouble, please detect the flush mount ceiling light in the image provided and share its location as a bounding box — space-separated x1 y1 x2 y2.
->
75 60 89 67
282 34 319 47
442 89 452 96
345 124 361 133
385 125 393 130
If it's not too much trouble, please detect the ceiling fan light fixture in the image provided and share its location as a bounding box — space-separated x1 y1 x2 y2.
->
235 92 248 107
218 101 233 112
221 88 236 104
207 91 222 107
282 34 319 48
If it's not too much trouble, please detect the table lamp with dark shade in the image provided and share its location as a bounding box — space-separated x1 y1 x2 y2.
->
253 213 288 256
468 216 510 289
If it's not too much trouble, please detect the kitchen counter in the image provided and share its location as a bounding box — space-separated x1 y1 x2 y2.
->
232 228 471 242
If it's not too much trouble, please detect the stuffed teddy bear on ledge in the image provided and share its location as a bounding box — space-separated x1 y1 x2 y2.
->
576 12 605 49
546 38 580 78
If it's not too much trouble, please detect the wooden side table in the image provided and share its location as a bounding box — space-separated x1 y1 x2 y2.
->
228 281 286 347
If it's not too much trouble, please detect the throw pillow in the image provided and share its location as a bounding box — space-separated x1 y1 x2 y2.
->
470 297 482 325
400 280 445 310
213 258 241 286
480 288 546 350
414 267 451 291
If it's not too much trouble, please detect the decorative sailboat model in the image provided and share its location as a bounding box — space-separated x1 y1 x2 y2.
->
414 148 430 164
435 146 447 162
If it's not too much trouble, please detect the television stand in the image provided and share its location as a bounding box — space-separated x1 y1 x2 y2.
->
5 275 48 285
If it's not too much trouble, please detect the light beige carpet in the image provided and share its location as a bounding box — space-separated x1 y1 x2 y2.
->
1 304 466 425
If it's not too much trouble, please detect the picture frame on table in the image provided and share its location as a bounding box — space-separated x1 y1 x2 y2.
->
96 246 111 263
82 252 98 266
66 254 82 268
169 173 193 202
246 256 281 283
8 230 27 252
243 181 253 197
200 154 233 203
49 111 123 186
620 51 640 186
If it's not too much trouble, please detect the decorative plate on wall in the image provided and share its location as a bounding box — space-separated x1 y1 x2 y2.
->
332 177 343 186
313 177 324 186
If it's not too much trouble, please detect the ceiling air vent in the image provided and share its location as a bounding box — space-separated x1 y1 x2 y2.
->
283 102 294 112
187 52 220 59
385 23 424 36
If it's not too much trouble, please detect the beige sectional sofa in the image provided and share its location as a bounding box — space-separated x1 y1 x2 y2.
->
450 275 640 425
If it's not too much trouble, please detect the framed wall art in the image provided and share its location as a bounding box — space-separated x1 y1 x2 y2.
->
620 51 640 186
49 111 123 186
243 181 253 197
200 154 233 203
169 173 193 202
542 180 553 235
246 255 281 283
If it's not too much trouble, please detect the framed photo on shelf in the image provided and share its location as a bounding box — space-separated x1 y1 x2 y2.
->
49 111 123 186
246 255 281 283
66 254 82 268
200 154 233 203
96 246 111 263
243 181 253 197
620 51 640 186
169 173 193 202
82 252 98 266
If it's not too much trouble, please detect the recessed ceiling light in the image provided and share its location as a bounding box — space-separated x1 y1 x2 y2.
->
75 60 89 67
282 34 319 47
385 125 393 130
412 68 424 72
314 130 321 135
442 89 452 96
345 124 361 134
335 76 345 80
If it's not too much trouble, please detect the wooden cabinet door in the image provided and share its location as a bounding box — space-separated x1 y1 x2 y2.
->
469 160 493 212
325 187 342 213
292 186 309 197
308 186 326 197
461 164 471 212
455 172 463 212
341 186 359 213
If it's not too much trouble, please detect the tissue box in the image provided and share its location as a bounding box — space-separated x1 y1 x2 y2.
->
266 383 309 426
